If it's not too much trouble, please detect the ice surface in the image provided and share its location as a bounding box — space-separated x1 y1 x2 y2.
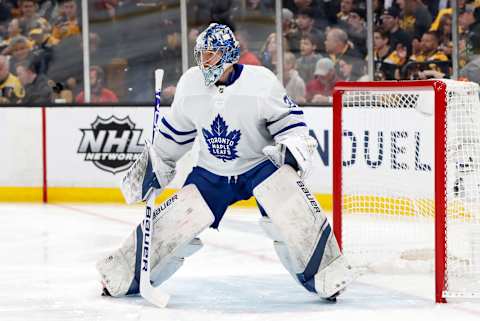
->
0 203 479 321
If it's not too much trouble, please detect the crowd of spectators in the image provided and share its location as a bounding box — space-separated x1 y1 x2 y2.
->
0 0 155 104
0 0 84 104
0 0 478 105
164 0 480 104
276 0 480 102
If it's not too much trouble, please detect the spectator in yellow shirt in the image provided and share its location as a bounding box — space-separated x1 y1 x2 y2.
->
436 14 453 58
373 27 406 80
8 36 33 75
18 0 51 35
409 31 449 63
407 31 450 78
337 0 354 22
374 28 406 65
0 55 25 104
0 19 23 53
51 0 81 42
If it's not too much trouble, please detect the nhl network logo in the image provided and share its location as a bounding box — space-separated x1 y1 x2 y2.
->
78 116 144 174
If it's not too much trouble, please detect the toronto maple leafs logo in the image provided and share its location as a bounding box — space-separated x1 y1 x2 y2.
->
202 114 241 162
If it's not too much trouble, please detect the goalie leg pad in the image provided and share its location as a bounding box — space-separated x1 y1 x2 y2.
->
96 185 214 297
259 217 303 279
254 165 353 298
151 237 204 287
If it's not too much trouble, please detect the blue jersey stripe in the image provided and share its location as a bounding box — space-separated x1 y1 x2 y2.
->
271 122 306 137
159 130 196 145
289 110 304 115
161 117 197 135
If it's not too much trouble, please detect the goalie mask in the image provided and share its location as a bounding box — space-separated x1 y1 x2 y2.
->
194 23 240 87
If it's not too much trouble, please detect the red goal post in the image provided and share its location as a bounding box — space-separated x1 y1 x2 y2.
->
332 80 480 303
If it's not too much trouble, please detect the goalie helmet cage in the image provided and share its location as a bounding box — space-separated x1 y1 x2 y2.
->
332 80 480 303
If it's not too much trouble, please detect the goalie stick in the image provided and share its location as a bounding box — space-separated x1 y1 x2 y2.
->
139 69 170 308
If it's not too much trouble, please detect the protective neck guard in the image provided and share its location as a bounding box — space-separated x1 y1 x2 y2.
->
215 64 244 87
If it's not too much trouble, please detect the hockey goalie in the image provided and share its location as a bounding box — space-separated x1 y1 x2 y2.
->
96 23 353 306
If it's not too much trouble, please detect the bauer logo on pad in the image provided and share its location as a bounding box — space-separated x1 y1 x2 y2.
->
78 115 145 174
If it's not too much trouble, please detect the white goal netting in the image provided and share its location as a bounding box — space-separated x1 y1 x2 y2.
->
336 80 480 300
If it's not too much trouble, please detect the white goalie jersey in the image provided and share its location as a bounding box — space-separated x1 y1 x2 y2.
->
153 65 309 176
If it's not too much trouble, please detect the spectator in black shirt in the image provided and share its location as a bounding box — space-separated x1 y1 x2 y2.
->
337 0 355 23
29 28 55 74
395 0 432 39
381 6 412 56
324 27 362 66
465 7 480 58
344 8 367 57
285 0 327 26
0 1 12 34
16 58 53 104
291 8 325 53
460 32 480 84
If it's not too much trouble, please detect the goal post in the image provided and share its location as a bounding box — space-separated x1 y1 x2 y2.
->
332 80 480 303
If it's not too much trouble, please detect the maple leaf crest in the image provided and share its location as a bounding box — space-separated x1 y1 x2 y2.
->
202 114 241 162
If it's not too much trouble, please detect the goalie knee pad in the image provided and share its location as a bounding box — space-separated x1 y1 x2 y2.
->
97 185 214 297
254 165 353 298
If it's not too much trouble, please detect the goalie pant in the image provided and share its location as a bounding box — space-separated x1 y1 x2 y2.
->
117 160 348 297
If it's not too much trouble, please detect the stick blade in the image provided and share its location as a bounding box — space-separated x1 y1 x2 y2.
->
140 284 170 308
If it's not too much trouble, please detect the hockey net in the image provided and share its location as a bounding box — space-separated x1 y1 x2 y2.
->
332 80 480 302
